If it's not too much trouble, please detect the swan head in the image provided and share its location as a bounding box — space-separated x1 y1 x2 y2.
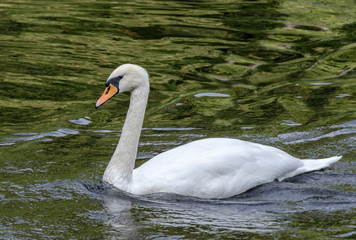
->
95 64 149 108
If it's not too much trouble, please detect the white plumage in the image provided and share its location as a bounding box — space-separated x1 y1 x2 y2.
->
95 64 341 199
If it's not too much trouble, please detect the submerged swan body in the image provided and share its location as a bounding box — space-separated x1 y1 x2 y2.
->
95 64 341 199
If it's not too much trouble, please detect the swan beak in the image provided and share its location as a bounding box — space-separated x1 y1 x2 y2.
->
95 83 119 108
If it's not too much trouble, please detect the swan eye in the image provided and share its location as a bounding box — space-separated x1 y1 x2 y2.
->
106 75 123 89
105 85 111 95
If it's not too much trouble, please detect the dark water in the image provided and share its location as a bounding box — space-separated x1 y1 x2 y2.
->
1 0 355 239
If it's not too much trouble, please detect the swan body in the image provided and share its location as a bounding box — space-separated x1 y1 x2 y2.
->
95 64 342 199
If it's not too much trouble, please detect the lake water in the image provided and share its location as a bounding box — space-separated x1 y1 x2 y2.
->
1 0 355 239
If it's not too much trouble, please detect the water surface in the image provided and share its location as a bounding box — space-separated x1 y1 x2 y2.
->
1 0 355 239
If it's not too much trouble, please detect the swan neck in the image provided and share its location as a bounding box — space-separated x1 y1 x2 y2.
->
103 85 149 190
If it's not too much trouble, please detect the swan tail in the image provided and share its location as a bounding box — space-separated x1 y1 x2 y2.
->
301 156 342 172
278 156 342 181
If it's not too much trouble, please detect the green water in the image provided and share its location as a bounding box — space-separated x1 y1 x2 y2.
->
1 0 355 239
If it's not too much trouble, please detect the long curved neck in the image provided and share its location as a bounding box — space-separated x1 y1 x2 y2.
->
103 84 149 190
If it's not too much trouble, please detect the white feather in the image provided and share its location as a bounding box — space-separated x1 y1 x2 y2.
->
99 64 342 199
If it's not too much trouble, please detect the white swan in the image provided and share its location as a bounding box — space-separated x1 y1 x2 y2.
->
95 63 342 199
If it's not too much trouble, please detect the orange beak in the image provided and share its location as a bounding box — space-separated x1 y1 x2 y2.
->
95 83 119 108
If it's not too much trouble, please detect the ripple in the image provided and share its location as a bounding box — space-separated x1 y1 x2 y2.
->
69 116 92 125
194 92 230 98
309 82 332 86
331 120 356 128
336 93 352 98
142 127 198 131
281 120 302 126
0 128 79 145
285 129 356 145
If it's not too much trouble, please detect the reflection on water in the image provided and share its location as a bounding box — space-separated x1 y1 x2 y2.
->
103 196 139 239
88 177 356 239
0 0 356 239
1 126 355 238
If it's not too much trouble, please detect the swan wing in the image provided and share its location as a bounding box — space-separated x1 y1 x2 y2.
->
131 138 303 198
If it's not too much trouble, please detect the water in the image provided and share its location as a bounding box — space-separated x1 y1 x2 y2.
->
1 0 355 238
